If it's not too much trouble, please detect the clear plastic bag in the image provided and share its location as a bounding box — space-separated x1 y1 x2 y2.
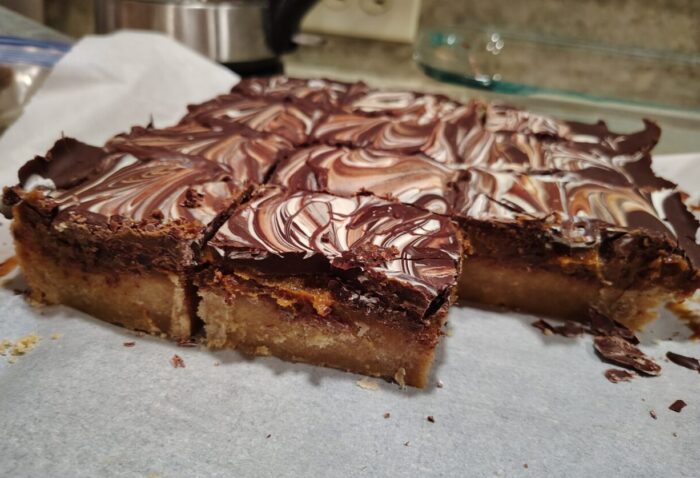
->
0 36 70 131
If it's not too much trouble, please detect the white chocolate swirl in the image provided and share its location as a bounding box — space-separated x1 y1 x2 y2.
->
109 123 293 183
52 153 242 227
183 93 321 145
270 145 462 214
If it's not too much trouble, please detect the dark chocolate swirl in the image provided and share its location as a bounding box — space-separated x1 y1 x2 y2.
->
311 113 467 164
182 93 321 145
209 187 461 305
108 123 293 183
485 103 661 155
456 168 697 256
50 150 242 227
270 145 464 214
460 131 673 189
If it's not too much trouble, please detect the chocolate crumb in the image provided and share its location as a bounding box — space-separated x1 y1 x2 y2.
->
436 380 444 388
427 415 435 423
604 368 636 383
181 188 204 208
266 434 271 439
394 367 407 388
588 308 639 344
669 400 687 413
666 351 700 372
523 464 529 469
593 336 661 376
404 441 410 447
336 244 399 269
555 321 584 337
531 319 554 335
383 412 391 419
170 354 185 368
650 410 657 420
123 342 135 347
532 319 583 337
673 432 678 437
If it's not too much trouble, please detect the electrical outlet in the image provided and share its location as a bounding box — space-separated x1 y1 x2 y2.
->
300 0 422 44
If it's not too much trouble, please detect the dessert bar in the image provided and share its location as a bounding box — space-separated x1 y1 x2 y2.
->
5 138 247 338
196 186 461 387
3 75 699 386
453 168 699 328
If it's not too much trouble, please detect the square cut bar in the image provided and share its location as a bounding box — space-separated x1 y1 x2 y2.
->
196 186 462 387
453 167 700 329
4 138 247 338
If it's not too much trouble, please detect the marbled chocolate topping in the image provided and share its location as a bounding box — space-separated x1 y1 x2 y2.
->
108 123 293 183
232 76 353 110
181 93 321 145
51 152 241 227
5 76 698 298
455 167 699 264
485 103 661 155
269 145 464 214
341 85 480 125
311 113 468 164
16 138 243 229
209 187 461 307
460 130 674 189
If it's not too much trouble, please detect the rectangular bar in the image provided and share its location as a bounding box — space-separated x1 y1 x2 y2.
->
196 186 462 387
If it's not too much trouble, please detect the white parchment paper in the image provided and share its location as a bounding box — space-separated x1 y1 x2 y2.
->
0 32 698 478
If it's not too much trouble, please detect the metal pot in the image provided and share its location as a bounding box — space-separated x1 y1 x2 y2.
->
94 0 317 74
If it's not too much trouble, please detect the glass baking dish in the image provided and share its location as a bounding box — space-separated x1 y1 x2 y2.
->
414 26 700 114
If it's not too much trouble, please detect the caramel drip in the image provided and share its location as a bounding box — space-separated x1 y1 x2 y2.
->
0 256 17 277
666 301 700 341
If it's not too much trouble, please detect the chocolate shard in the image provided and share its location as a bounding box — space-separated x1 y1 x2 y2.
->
669 399 687 413
666 351 700 372
531 319 554 335
531 319 583 337
604 368 636 383
553 321 584 337
588 308 639 344
593 336 661 376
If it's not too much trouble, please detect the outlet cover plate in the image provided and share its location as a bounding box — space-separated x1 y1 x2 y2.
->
301 0 422 44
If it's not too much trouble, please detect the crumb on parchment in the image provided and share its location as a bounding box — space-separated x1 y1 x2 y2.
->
2 333 41 363
170 354 185 368
50 332 63 340
394 367 406 388
356 377 379 391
